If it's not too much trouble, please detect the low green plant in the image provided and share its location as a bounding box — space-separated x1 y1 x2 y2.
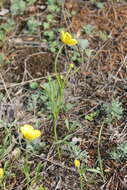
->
47 0 60 13
71 50 82 63
43 31 55 41
76 162 102 190
0 19 14 33
102 100 123 123
68 143 88 162
99 31 108 41
42 0 62 53
0 19 14 44
26 90 45 112
29 82 39 90
82 24 95 35
11 0 26 15
70 39 91 64
65 119 81 132
47 3 60 13
0 31 6 43
110 142 127 162
49 40 61 53
90 0 105 8
63 142 102 189
0 92 4 102
26 0 37 5
46 14 55 23
85 111 99 121
27 17 41 34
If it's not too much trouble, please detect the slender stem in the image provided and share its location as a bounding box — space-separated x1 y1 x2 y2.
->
53 115 61 159
54 116 58 142
55 44 65 74
78 168 84 190
52 45 65 160
98 122 105 182
80 173 84 190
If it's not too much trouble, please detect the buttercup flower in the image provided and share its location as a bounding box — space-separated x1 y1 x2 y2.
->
20 124 41 141
69 63 74 69
0 168 4 179
60 31 78 46
74 159 80 168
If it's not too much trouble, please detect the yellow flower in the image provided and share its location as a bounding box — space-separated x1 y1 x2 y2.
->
20 124 41 141
74 159 80 168
69 63 74 69
0 168 4 179
60 31 78 46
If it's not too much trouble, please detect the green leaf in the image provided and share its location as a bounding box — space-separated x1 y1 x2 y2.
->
84 24 94 35
85 48 92 57
29 82 38 89
11 0 26 15
43 22 50 29
0 31 6 42
27 17 41 34
78 39 89 50
86 168 101 174
26 0 37 5
96 2 104 9
0 92 4 101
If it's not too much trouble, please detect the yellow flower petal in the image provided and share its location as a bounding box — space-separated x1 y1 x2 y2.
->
0 168 4 179
60 30 66 41
20 125 41 141
21 124 34 131
74 159 80 168
60 31 77 46
27 129 41 141
69 63 74 68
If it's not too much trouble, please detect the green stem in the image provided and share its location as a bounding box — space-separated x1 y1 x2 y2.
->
98 122 105 182
54 115 58 142
53 115 61 159
78 168 84 190
80 173 84 190
55 44 64 74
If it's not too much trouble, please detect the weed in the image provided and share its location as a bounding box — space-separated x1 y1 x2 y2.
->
26 0 37 5
85 111 99 121
29 82 39 90
27 17 41 34
47 0 60 13
0 19 14 33
0 31 6 43
68 143 88 162
99 31 108 41
65 119 81 132
43 31 55 41
102 100 123 124
82 24 95 35
90 0 105 9
64 141 102 189
42 0 62 53
42 75 65 146
70 38 91 64
0 18 14 45
76 163 102 190
110 142 127 162
0 92 4 102
11 0 26 15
